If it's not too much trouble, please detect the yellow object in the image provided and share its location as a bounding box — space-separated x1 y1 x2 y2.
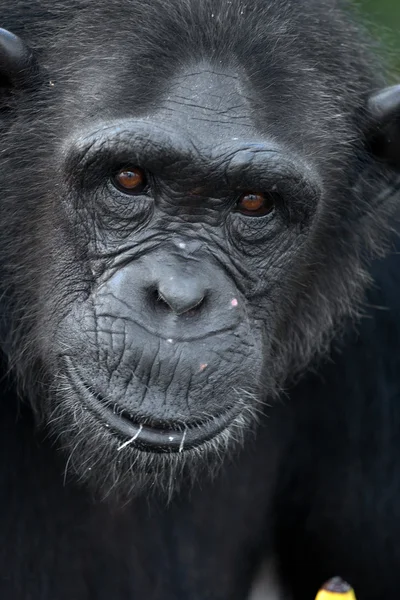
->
315 590 356 600
315 578 356 600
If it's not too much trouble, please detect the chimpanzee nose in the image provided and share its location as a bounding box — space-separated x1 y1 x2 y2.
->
156 276 206 315
98 254 242 340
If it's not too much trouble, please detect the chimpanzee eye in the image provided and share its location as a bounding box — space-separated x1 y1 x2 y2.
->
236 192 276 217
112 167 148 194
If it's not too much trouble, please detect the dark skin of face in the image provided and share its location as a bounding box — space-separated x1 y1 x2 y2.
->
44 65 320 490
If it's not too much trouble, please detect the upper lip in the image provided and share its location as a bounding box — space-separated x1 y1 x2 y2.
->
65 358 240 453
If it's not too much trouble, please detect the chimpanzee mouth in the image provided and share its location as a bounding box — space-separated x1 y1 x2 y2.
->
64 358 241 453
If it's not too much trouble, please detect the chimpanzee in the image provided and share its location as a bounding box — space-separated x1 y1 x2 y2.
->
0 0 400 598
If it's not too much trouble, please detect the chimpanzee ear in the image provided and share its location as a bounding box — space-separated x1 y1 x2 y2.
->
367 85 400 169
0 28 36 88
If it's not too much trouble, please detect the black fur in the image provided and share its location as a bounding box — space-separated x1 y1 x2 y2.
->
0 0 400 598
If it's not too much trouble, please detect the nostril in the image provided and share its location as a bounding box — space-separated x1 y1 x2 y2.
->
149 289 172 313
183 297 206 317
179 294 206 316
154 290 170 309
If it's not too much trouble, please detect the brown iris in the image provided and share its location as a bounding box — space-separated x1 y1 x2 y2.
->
113 167 147 194
236 192 275 217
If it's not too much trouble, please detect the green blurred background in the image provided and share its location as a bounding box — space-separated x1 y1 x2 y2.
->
360 0 400 73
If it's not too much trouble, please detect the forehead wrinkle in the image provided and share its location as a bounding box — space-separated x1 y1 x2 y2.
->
164 67 253 117
157 64 259 149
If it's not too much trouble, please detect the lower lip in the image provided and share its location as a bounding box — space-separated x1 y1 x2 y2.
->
66 360 239 453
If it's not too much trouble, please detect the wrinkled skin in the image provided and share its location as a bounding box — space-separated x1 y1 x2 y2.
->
2 28 385 496
50 65 324 493
1 1 400 599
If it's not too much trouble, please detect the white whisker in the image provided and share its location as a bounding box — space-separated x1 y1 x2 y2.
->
117 425 143 452
179 427 187 453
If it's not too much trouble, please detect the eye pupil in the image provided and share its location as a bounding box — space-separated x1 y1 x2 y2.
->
113 167 147 193
237 192 275 216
